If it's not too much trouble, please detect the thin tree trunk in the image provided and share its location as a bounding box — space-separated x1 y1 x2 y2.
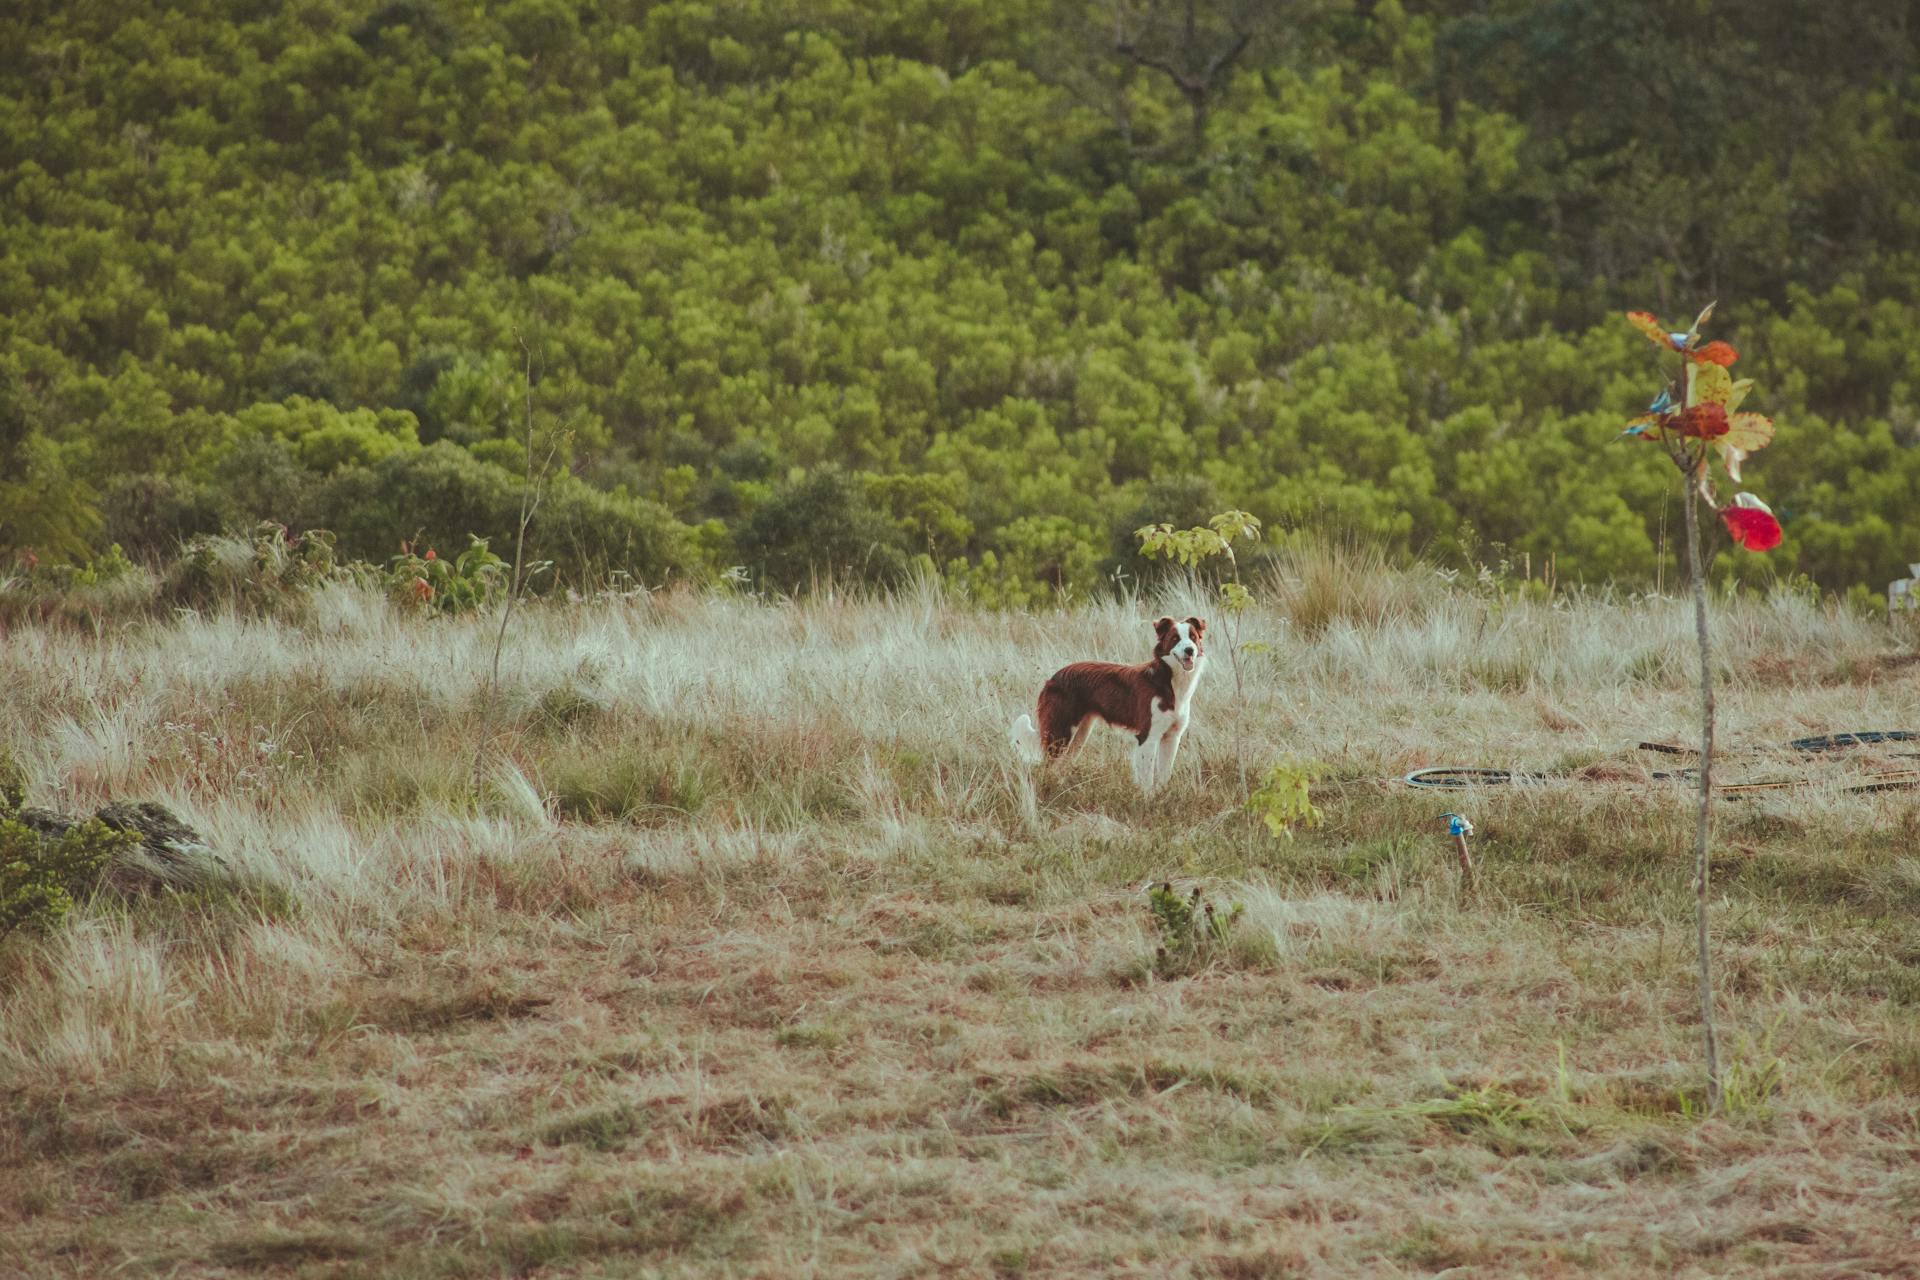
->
490 341 544 699
1680 479 1723 1113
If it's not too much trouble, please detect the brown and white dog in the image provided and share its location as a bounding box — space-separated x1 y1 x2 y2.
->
1010 616 1207 792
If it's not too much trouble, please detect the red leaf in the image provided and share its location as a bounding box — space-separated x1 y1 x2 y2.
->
1690 341 1738 367
1720 499 1782 552
1677 404 1729 438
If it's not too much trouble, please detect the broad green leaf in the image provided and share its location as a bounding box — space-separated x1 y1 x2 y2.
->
1687 362 1732 408
1207 510 1262 544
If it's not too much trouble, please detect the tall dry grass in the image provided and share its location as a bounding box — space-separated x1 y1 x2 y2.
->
1 561 1917 1276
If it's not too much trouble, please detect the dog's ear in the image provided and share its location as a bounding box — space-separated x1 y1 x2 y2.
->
1185 616 1207 640
1153 615 1176 639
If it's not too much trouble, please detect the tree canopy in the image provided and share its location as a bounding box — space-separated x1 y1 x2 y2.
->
4 0 1916 598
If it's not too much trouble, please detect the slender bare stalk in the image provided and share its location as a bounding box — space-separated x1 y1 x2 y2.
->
1219 543 1250 803
489 338 559 699
1678 456 1723 1114
1221 544 1245 702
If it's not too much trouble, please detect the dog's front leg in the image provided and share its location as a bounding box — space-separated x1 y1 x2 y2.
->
1155 719 1187 788
1131 739 1159 792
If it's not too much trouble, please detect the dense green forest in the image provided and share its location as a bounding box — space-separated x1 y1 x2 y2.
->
3 0 1918 601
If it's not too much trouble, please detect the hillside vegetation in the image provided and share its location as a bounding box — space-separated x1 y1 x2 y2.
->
5 0 1920 598
2 575 1919 1275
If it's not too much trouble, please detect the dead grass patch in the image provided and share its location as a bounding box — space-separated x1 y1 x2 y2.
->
2 586 1917 1276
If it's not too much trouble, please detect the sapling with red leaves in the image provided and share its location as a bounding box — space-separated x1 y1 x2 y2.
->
1616 302 1780 1114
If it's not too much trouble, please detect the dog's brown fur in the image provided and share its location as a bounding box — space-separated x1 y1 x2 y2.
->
1034 616 1205 756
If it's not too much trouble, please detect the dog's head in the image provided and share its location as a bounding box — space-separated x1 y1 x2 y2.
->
1153 616 1207 674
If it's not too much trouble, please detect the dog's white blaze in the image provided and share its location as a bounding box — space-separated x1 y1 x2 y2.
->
1135 620 1205 792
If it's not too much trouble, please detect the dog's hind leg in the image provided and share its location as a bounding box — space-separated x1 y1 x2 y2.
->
1060 715 1095 761
1036 686 1085 761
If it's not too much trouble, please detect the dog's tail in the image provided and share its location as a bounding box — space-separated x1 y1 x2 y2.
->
1010 712 1044 765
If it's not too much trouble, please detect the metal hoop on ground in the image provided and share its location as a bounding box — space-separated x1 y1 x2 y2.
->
1403 732 1920 797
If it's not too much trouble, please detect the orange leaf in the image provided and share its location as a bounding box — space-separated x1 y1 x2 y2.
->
1625 311 1678 350
1690 341 1738 366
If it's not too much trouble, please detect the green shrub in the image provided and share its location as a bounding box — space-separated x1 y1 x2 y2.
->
1147 881 1244 978
162 522 341 615
312 442 697 585
1248 760 1326 839
733 467 909 594
101 473 226 563
208 435 322 531
1108 476 1221 586
547 748 712 825
1 817 137 938
0 751 25 814
311 441 519 563
386 535 509 614
0 541 157 626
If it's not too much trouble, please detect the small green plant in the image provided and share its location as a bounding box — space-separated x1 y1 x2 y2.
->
65 541 137 589
1147 880 1243 977
388 535 510 615
4 541 137 593
0 541 156 627
539 1102 645 1152
1248 759 1325 839
1308 1085 1550 1156
1136 510 1261 696
1682 1019 1784 1120
0 749 25 814
1 816 137 938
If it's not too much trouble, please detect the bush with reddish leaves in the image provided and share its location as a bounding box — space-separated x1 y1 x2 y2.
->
387 536 509 615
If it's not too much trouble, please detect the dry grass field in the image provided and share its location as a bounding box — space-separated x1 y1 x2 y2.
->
3 562 1919 1278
